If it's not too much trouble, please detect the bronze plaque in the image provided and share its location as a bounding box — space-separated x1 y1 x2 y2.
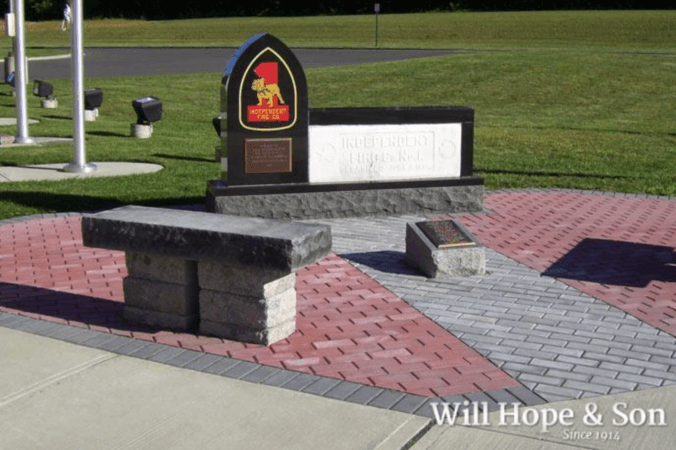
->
418 220 476 249
244 138 293 174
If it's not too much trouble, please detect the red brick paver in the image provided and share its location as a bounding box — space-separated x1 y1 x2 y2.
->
444 191 676 336
0 216 519 398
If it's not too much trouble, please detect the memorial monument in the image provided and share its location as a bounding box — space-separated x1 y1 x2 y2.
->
207 33 484 219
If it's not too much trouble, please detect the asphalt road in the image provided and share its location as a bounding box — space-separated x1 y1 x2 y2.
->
25 47 455 80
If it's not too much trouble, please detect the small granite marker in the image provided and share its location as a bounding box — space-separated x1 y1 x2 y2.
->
406 219 485 278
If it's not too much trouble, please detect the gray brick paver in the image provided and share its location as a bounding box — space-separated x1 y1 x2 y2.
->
534 384 584 400
529 358 575 371
507 327 551 339
425 309 463 320
595 326 637 339
630 345 674 358
473 343 511 354
561 380 610 395
540 345 585 358
501 339 542 350
147 347 189 364
574 366 620 379
646 355 676 367
546 369 592 383
572 329 616 342
606 348 650 361
589 376 638 391
501 362 548 376
112 339 154 356
589 338 632 351
643 370 676 382
624 358 670 371
485 350 525 363
565 342 618 355
598 361 643 375
616 373 663 387
550 332 593 344
555 355 600 368
164 349 203 368
518 373 565 387
513 348 558 361
183 353 226 371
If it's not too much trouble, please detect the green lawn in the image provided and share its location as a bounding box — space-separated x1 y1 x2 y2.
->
10 11 676 51
0 11 674 220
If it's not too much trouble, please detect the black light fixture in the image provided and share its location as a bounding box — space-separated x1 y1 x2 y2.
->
131 96 162 138
84 88 103 110
212 116 222 137
132 96 162 125
33 79 58 108
213 116 225 161
33 80 54 99
83 88 103 121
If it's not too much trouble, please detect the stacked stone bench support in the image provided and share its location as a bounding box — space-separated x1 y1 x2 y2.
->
124 252 199 330
81 205 332 345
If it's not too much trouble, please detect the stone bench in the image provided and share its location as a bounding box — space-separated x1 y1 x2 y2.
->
81 205 332 345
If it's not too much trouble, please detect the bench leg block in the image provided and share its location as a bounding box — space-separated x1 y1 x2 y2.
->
126 252 198 285
124 305 198 331
198 287 297 345
199 318 296 346
123 276 199 316
198 261 293 298
121 252 199 332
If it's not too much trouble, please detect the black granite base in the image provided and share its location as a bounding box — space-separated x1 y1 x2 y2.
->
206 177 484 219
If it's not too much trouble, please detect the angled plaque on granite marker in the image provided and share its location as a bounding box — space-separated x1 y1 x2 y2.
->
222 33 309 185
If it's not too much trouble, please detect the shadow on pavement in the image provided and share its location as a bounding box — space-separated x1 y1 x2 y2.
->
0 191 204 215
543 238 676 288
0 281 165 334
341 250 420 276
153 153 215 163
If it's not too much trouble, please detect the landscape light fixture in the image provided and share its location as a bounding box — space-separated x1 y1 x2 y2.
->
33 79 58 108
84 87 103 121
131 96 162 138
212 116 222 137
33 79 53 98
213 116 224 162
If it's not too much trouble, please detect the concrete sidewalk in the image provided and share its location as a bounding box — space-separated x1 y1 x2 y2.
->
3 320 676 449
0 325 430 450
413 385 676 449
0 162 163 182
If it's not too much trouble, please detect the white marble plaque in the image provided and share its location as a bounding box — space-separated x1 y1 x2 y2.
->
308 123 462 183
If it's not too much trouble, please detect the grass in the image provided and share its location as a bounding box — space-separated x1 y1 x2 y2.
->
0 11 674 220
310 50 676 195
3 10 675 51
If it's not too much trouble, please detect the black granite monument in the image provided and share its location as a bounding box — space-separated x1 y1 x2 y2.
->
221 33 308 185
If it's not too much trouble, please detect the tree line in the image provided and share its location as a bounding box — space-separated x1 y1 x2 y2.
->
8 0 670 21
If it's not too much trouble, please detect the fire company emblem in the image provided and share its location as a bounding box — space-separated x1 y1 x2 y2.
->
247 62 289 123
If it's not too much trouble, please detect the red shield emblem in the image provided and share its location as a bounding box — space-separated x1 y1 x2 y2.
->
239 48 297 131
